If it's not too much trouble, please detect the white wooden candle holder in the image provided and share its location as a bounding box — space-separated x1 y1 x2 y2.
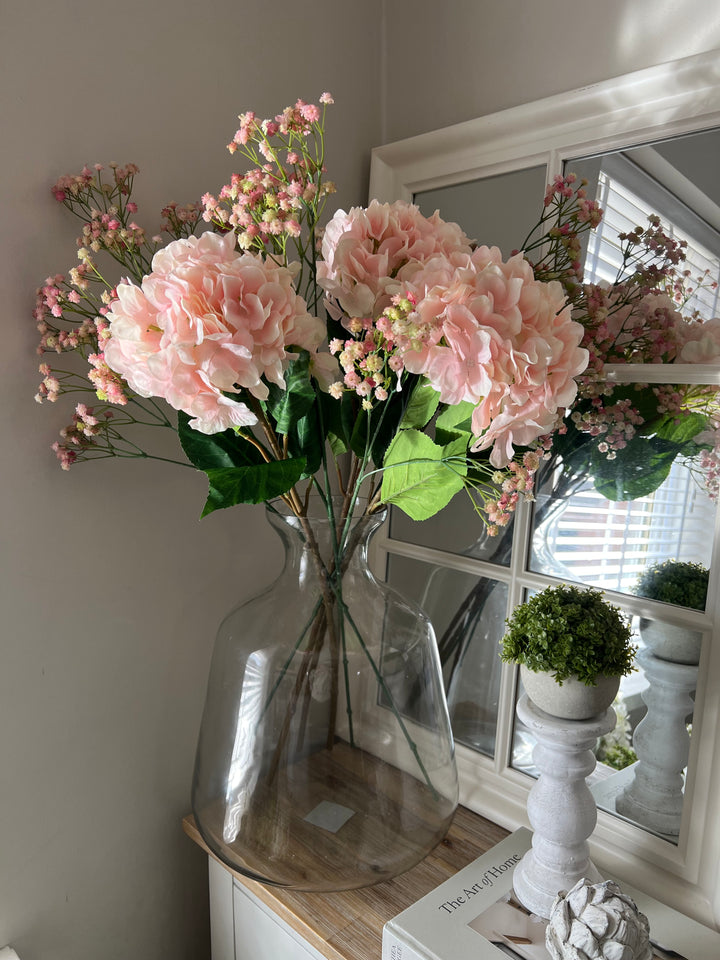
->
513 693 616 919
615 648 697 837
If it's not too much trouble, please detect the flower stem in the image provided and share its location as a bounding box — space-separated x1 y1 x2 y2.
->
338 596 440 800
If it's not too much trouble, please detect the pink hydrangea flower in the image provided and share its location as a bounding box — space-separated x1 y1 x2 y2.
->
677 316 720 363
400 246 588 467
317 200 472 319
104 231 326 434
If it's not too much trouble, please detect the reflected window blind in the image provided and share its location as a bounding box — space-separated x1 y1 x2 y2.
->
584 162 720 320
537 460 712 593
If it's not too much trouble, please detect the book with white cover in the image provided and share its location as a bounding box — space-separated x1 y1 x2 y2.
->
382 827 720 960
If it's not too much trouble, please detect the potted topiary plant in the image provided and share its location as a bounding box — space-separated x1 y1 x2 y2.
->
634 559 708 664
501 583 636 719
635 559 708 610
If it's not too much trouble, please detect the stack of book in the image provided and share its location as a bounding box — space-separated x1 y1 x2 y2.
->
382 828 720 960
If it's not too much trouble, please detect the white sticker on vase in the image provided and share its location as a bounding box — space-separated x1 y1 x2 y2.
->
303 800 355 833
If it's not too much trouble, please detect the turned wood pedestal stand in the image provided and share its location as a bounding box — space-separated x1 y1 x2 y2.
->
616 648 697 837
512 693 616 919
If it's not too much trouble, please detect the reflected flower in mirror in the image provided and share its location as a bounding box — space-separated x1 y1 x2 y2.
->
528 189 720 507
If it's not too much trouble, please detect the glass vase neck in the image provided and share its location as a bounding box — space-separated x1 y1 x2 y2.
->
265 498 385 569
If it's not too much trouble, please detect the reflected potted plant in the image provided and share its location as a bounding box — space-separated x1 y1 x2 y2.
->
501 584 636 719
634 560 708 664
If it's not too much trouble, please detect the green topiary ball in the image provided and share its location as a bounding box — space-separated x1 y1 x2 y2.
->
635 559 708 611
500 583 636 685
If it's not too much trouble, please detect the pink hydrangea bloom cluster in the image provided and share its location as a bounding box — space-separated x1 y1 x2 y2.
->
37 163 231 467
318 200 473 319
323 238 588 469
103 231 332 434
677 316 720 363
404 247 587 467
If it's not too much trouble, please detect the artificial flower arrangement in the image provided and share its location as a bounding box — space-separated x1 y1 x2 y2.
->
36 96 589 533
32 94 720 887
34 94 720 688
35 93 720 531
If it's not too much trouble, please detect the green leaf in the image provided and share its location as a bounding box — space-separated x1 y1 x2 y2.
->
591 406 712 502
178 410 264 470
320 389 355 457
654 410 709 446
398 379 440 431
287 410 323 478
201 458 306 517
363 374 422 466
592 434 676 501
435 400 475 445
266 352 316 434
380 430 467 520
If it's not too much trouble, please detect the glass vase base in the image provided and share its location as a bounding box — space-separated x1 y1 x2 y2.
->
193 740 456 892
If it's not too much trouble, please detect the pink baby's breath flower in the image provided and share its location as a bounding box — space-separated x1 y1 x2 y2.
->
300 103 320 123
52 441 77 470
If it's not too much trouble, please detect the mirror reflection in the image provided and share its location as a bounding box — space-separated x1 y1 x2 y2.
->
510 612 702 842
387 553 508 757
385 125 720 845
529 457 714 599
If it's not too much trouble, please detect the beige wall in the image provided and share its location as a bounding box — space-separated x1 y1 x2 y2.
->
382 0 720 141
1 0 720 958
0 2 381 958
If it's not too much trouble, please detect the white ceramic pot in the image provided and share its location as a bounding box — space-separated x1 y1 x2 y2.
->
639 618 701 665
520 664 620 720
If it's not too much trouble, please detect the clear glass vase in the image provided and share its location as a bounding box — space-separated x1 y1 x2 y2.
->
191 500 458 891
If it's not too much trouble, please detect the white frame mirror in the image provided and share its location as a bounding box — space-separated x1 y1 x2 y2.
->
369 49 720 927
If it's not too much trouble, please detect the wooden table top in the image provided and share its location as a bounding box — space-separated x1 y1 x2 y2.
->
183 806 508 960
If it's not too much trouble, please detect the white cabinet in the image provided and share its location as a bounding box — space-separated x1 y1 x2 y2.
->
208 858 326 960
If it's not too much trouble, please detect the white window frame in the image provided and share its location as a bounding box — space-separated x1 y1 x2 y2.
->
369 50 720 928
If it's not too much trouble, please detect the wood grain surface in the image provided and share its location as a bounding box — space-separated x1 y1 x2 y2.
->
183 803 508 960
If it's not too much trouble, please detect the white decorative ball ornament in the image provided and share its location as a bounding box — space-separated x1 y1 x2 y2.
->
545 878 652 960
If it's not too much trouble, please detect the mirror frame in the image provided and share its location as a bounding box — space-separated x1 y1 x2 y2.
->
369 49 720 927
